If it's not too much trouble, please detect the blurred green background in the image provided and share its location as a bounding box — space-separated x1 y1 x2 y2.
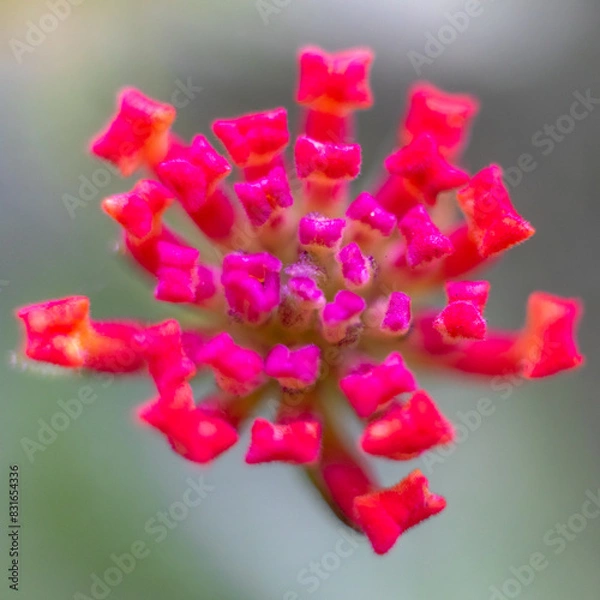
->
1 0 599 598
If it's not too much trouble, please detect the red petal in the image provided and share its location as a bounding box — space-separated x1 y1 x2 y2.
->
16 296 144 372
361 391 454 459
517 292 584 378
457 165 535 258
245 416 322 464
354 470 446 554
385 134 469 205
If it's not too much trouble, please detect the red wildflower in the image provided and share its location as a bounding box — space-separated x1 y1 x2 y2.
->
15 46 584 554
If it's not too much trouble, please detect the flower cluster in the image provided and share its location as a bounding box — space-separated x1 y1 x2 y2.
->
15 47 584 554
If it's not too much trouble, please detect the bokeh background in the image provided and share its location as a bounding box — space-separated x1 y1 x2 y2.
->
1 0 599 598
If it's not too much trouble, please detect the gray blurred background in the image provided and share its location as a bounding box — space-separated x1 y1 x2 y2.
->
1 0 599 598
